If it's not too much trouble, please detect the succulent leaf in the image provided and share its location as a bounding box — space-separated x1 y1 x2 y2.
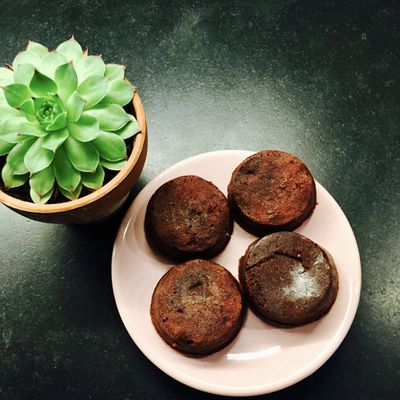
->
0 67 14 86
3 84 31 108
0 139 15 156
0 117 26 134
26 41 49 58
30 185 54 204
53 145 81 191
15 134 36 143
114 115 141 139
56 37 83 63
54 62 78 102
67 114 100 142
102 79 133 106
0 106 23 120
50 94 64 115
93 131 126 162
24 137 55 174
46 111 67 131
64 136 99 172
77 75 108 109
0 117 28 143
59 182 82 200
84 104 129 131
29 69 58 97
13 51 41 69
75 55 105 83
6 139 34 175
101 159 127 171
0 131 18 144
0 91 7 107
1 163 29 188
29 164 55 196
18 121 47 137
39 52 68 79
104 64 125 81
81 165 105 190
14 63 35 86
41 128 68 152
18 99 36 121
65 91 86 122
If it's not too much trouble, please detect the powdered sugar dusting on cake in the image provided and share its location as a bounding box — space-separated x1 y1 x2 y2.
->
282 258 324 300
313 252 325 266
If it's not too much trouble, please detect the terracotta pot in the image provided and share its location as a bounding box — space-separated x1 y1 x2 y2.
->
0 92 148 224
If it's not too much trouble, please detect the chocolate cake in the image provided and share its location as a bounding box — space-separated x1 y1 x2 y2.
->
145 175 233 261
151 259 244 356
239 231 338 327
228 150 316 235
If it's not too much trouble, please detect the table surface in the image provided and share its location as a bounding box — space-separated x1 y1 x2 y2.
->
1 1 399 399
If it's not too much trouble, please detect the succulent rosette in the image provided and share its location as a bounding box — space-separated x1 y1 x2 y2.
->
0 37 140 204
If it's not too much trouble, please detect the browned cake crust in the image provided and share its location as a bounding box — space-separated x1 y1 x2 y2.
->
151 259 244 356
145 175 233 261
228 150 316 235
239 232 338 327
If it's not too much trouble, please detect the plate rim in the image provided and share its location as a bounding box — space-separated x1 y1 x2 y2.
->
111 149 362 397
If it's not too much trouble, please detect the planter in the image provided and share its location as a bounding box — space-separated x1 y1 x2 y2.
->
0 92 147 224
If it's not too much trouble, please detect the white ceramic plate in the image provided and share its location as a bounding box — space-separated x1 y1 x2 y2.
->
112 150 361 397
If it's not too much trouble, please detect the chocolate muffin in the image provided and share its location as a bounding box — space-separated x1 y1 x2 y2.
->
151 259 244 356
228 150 316 235
239 232 338 327
145 175 233 261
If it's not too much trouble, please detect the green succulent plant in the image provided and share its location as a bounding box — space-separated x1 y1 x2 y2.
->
0 37 140 204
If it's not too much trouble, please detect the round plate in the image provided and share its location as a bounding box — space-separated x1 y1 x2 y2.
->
112 150 361 396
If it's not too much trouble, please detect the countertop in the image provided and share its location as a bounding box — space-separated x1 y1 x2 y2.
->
0 1 399 399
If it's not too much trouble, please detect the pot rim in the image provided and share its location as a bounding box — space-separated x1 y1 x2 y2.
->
0 92 147 214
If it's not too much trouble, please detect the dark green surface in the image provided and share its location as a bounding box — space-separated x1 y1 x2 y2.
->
1 1 399 399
